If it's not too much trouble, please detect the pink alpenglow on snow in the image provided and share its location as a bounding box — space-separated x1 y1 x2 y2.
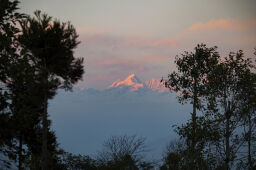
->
144 78 168 93
108 74 168 92
108 74 144 91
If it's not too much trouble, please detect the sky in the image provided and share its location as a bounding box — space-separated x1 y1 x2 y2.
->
20 0 256 89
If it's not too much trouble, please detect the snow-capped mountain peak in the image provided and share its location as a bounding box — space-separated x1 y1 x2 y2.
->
123 74 142 84
108 74 144 91
108 74 168 92
144 78 168 93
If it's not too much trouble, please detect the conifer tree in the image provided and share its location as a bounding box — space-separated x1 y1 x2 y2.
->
18 10 84 169
0 0 27 168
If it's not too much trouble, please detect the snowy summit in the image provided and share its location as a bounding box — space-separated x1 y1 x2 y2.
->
108 74 144 91
108 74 168 92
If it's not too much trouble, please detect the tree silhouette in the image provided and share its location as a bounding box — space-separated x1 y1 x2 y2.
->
0 0 21 119
6 56 44 169
205 51 256 169
18 10 84 169
60 152 97 170
163 44 219 166
163 44 256 169
97 135 149 169
236 69 256 169
0 0 28 168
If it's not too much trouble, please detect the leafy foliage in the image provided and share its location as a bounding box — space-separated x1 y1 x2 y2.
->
162 45 256 169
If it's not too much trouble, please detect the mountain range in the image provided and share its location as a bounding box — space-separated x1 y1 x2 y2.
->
86 74 168 93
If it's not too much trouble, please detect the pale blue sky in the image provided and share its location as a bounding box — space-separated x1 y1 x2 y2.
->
20 0 256 89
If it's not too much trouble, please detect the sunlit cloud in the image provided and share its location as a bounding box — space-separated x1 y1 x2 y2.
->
188 18 256 32
171 18 256 57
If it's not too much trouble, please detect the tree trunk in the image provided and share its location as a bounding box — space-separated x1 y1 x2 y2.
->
18 135 23 170
191 79 198 165
225 116 230 170
225 102 231 170
41 94 48 170
41 65 48 170
248 113 252 169
192 80 198 146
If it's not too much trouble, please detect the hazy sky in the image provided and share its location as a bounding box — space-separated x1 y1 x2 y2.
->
20 0 256 89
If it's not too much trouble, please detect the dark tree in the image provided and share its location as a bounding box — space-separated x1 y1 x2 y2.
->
206 50 255 169
160 140 187 170
60 152 97 170
6 56 44 169
0 1 51 168
0 0 21 121
237 70 256 169
24 129 67 170
0 0 27 168
230 52 256 169
18 10 84 169
163 44 256 169
163 44 219 166
161 120 220 170
97 135 150 170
